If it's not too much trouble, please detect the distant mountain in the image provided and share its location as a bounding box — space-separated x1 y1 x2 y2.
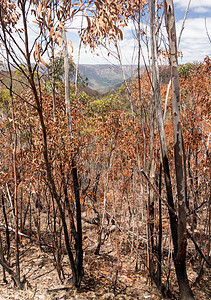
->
79 64 137 92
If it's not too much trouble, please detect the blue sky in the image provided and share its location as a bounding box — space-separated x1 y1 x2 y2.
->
68 0 211 65
3 1 210 67
174 0 210 20
173 0 211 63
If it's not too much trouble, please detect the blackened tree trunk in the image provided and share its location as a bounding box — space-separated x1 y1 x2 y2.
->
60 1 83 285
18 0 81 287
163 0 194 299
157 161 162 286
149 0 177 288
0 7 20 285
149 0 178 251
72 159 83 285
149 0 193 298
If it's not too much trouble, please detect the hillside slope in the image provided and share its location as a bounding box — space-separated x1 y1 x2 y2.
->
79 64 136 92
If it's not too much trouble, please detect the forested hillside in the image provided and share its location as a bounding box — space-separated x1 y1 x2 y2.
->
78 64 135 92
0 1 210 299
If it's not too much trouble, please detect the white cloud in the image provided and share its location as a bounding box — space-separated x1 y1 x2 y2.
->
68 18 143 65
71 36 142 66
68 18 150 65
67 14 88 33
174 0 211 10
192 7 210 13
176 17 211 63
70 15 211 66
4 3 210 67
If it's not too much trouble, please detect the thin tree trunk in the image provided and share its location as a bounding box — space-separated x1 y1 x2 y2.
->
50 1 56 121
163 0 194 298
20 0 78 285
0 231 7 283
11 93 20 283
148 90 155 268
0 8 22 285
61 28 72 135
149 0 186 297
0 233 22 287
72 159 83 284
51 41 56 122
137 0 146 171
75 16 83 94
157 161 162 287
60 1 83 285
182 136 189 211
2 14 20 282
2 194 10 261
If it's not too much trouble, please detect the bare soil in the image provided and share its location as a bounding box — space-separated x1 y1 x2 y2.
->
0 234 210 300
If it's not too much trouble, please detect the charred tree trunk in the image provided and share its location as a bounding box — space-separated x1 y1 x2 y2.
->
60 1 83 285
2 194 10 261
19 0 80 286
149 0 185 297
0 8 21 284
149 0 178 251
164 0 194 298
156 162 162 287
72 158 83 285
148 94 155 254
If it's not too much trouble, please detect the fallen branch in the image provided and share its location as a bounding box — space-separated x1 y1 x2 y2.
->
0 222 31 239
47 286 73 292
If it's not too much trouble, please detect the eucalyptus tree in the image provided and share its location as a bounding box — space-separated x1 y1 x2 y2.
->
163 0 194 298
0 0 22 287
0 0 86 287
149 0 194 298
